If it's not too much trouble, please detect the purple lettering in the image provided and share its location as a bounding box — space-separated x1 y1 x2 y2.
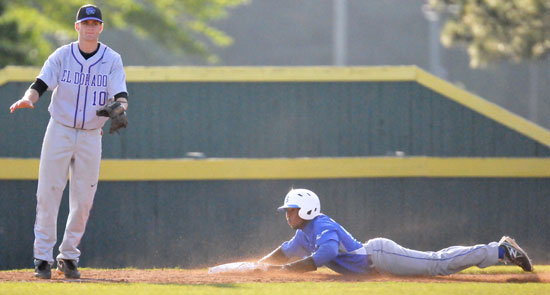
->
73 72 80 85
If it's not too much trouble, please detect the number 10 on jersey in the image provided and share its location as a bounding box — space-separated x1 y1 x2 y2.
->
92 91 107 106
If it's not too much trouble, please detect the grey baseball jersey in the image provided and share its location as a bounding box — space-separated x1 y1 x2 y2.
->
38 41 127 129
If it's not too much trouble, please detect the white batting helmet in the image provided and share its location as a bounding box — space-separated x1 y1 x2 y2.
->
277 189 321 220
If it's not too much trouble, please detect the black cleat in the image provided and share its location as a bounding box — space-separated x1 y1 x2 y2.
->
499 236 534 272
56 259 81 279
34 259 51 279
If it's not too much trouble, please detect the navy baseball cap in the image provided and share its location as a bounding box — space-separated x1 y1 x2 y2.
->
76 4 103 23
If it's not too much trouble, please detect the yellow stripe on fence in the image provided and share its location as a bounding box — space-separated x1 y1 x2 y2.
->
1 157 549 181
415 69 550 147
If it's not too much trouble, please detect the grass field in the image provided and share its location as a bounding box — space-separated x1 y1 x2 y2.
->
1 281 548 295
1 265 549 295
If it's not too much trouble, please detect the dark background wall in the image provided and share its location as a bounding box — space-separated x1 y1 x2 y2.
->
1 178 548 270
2 81 548 159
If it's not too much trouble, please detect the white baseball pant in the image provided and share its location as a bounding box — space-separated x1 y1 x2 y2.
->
364 238 499 276
33 118 102 263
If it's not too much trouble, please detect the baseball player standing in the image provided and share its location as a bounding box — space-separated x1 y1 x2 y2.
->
259 189 533 275
10 4 128 279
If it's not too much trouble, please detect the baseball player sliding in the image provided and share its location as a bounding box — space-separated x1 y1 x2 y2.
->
258 189 533 275
10 4 128 279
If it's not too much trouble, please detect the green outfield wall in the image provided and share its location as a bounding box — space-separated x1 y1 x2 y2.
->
0 66 548 270
1 178 548 269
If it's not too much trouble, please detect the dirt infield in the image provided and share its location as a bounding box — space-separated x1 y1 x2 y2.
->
1 268 549 284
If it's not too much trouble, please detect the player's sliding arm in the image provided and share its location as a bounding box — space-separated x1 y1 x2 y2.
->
258 246 293 271
258 246 289 265
285 241 338 272
262 240 338 273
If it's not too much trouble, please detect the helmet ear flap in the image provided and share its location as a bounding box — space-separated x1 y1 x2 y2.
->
294 189 321 220
302 205 319 218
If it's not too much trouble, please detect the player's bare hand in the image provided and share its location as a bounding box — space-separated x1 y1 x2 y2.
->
10 98 34 113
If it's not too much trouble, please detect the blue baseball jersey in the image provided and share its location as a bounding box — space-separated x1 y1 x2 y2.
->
280 214 370 274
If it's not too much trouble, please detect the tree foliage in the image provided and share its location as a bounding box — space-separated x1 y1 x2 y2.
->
428 0 550 67
0 0 248 67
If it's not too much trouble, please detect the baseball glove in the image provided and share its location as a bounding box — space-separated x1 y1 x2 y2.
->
96 101 128 134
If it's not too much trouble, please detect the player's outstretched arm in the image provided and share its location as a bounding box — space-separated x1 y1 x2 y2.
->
268 240 335 272
281 256 317 272
10 89 39 113
258 246 289 265
263 257 317 273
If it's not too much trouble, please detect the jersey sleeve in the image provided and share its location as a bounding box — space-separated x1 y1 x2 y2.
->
280 231 311 259
317 228 339 245
311 226 340 267
107 54 127 98
37 49 62 90
311 240 339 267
